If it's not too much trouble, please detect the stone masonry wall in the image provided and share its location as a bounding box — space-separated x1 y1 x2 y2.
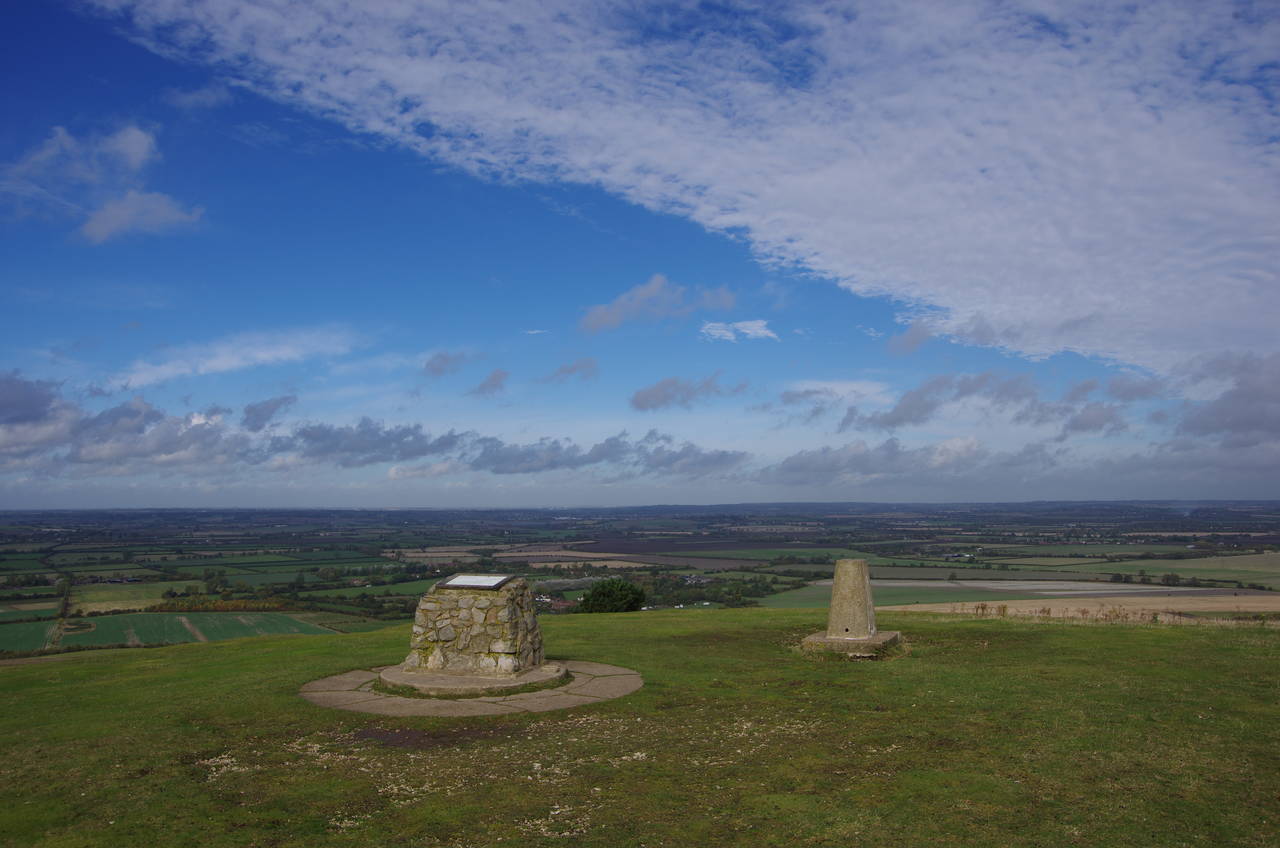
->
402 577 544 675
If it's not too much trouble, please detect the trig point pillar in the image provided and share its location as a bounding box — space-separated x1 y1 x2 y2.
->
801 559 901 658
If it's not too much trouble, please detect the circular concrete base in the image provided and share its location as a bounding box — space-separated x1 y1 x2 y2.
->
379 661 569 697
300 660 643 716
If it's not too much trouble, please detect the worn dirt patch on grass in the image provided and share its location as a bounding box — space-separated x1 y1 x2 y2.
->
353 726 518 750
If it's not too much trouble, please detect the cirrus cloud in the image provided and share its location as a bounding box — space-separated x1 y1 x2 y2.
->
83 0 1280 371
112 326 359 389
700 320 778 342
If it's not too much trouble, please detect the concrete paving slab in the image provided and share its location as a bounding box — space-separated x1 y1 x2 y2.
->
561 660 634 676
380 661 567 696
300 689 388 708
299 669 379 692
565 674 644 700
346 697 522 717
301 662 642 716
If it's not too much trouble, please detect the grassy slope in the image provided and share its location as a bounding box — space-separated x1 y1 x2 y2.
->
0 610 1276 847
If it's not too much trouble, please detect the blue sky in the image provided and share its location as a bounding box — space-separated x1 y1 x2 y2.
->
2 0 1278 507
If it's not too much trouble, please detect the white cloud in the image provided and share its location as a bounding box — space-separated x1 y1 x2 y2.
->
3 124 200 242
389 460 466 480
788 380 895 407
112 326 358 388
581 274 733 332
82 189 203 243
99 125 157 171
93 0 1280 372
701 320 779 342
164 82 233 110
468 368 509 397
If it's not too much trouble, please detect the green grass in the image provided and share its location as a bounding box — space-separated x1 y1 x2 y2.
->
0 610 1276 846
0 619 57 651
286 612 400 634
57 612 332 648
72 581 201 607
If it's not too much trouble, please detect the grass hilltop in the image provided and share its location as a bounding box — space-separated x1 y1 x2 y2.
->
2 608 1277 847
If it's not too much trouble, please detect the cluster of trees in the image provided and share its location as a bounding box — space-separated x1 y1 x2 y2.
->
577 578 645 613
637 574 790 608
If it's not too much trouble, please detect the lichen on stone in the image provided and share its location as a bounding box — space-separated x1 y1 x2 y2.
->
402 577 544 675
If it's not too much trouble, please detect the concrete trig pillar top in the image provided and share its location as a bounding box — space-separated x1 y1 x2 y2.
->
826 558 876 639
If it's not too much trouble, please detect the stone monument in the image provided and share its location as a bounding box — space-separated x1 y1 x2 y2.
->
379 574 568 696
801 559 901 658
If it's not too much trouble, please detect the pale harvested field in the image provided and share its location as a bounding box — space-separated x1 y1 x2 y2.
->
882 592 1280 622
7 601 59 611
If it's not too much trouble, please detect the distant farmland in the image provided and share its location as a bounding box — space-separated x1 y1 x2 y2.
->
1048 553 1280 587
1 613 331 653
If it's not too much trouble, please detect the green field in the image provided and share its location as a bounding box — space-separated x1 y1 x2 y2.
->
0 556 46 568
299 578 441 598
0 609 1276 846
57 612 331 648
0 587 59 597
47 553 129 566
219 569 319 586
0 607 57 622
759 583 1045 608
59 566 168 577
0 620 57 651
158 553 304 566
286 611 400 634
289 549 380 560
1046 553 1280 587
72 581 202 609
